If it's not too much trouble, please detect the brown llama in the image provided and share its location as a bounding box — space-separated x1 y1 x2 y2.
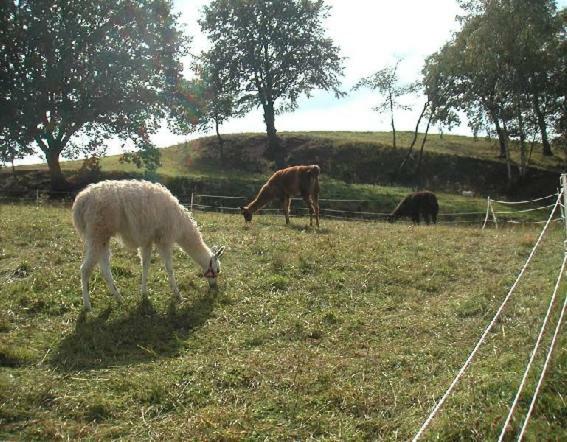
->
388 191 439 225
241 165 320 227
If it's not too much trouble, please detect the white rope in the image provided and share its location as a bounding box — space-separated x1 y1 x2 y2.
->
438 211 488 216
505 218 563 225
412 192 562 441
494 203 556 214
517 282 567 441
498 252 567 441
195 194 247 199
492 193 558 205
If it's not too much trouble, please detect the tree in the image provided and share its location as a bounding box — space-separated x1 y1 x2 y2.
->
175 58 247 165
0 139 34 175
0 0 188 190
455 0 565 158
353 60 418 149
200 0 344 169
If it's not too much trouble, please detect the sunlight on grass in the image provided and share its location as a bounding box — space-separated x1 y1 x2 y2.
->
1 204 566 440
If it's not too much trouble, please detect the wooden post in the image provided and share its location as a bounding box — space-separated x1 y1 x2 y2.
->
190 192 194 212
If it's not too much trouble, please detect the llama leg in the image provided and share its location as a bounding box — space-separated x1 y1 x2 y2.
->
314 194 320 228
99 243 122 304
302 194 315 226
80 242 100 311
158 245 180 300
139 245 152 297
282 197 290 224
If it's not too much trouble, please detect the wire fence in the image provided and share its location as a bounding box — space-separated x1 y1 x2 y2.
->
412 190 566 440
0 188 563 227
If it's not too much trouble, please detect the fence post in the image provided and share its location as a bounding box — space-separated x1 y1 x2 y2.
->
190 192 194 212
482 196 491 230
491 200 498 228
36 189 39 205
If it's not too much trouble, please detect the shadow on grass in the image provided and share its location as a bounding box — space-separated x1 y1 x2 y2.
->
50 294 216 371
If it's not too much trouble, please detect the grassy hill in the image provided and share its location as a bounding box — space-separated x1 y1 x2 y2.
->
1 131 564 223
0 205 566 440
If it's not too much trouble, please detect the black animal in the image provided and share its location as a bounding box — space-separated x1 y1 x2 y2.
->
389 191 439 225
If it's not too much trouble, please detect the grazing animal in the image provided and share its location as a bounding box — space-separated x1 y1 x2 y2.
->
241 165 320 227
72 180 225 310
389 191 439 225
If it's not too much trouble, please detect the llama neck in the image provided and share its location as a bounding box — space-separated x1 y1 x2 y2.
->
247 185 275 213
178 215 212 271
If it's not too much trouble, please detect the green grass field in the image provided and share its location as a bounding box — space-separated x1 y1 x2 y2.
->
1 203 566 440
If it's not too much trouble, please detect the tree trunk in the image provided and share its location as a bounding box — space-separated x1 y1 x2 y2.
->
517 108 528 179
494 119 507 159
398 101 429 174
45 148 69 192
415 116 432 190
215 117 225 165
501 120 513 186
263 101 285 169
533 95 552 156
389 94 396 149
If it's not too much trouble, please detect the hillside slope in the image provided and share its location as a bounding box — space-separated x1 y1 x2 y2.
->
1 132 564 217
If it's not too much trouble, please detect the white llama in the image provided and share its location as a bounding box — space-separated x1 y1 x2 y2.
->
72 180 225 310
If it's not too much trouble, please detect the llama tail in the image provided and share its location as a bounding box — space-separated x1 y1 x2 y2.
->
309 165 320 177
71 193 88 239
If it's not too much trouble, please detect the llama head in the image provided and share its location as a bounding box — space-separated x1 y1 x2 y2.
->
241 206 253 222
204 246 225 288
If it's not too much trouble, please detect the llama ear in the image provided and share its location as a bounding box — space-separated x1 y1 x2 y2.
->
214 246 225 257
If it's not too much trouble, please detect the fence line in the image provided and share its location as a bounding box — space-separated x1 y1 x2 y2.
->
0 189 562 225
493 202 557 215
517 281 567 440
491 193 557 205
412 192 562 441
497 252 567 441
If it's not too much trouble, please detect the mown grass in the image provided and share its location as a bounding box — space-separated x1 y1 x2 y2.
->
1 203 566 440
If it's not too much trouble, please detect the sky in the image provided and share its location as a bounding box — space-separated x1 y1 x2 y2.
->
162 0 465 145
14 0 567 164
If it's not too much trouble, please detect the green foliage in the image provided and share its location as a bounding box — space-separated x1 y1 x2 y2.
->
0 204 566 439
0 0 189 188
353 59 419 149
200 0 344 166
429 0 565 179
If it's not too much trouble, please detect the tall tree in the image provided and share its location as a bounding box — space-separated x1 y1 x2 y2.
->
353 60 418 149
456 0 564 158
200 0 344 169
0 0 188 190
175 58 247 165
